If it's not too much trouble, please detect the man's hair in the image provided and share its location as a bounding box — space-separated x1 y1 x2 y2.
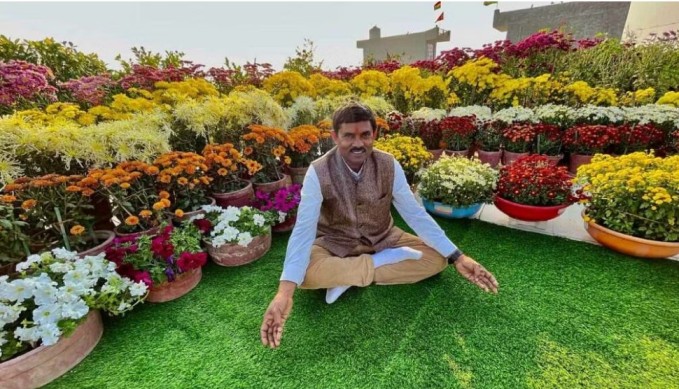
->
332 102 376 133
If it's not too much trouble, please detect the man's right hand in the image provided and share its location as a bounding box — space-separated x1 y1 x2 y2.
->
260 281 295 348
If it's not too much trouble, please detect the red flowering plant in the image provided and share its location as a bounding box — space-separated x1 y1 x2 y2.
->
533 123 563 156
497 155 577 206
439 116 477 151
501 123 537 153
563 125 622 155
615 123 665 154
417 119 443 150
253 184 302 224
476 120 504 151
104 223 207 287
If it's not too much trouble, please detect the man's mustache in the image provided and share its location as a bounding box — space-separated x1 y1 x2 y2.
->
350 147 366 153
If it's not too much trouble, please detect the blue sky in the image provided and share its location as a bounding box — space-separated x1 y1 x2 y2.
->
0 1 555 70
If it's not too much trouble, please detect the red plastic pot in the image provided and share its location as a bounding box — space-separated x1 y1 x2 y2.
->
494 195 571 222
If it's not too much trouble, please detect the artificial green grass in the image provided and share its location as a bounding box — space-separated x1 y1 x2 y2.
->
48 214 679 388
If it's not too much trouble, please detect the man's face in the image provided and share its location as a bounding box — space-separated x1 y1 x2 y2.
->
331 121 376 172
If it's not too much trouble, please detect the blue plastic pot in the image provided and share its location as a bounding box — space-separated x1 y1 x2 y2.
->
422 199 482 219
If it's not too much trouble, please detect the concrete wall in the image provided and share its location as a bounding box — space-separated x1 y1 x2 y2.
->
356 27 450 64
493 2 631 42
623 2 679 41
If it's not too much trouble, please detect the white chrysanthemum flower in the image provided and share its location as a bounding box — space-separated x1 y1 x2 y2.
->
189 213 205 221
237 232 254 247
410 107 447 121
493 107 537 124
448 105 492 122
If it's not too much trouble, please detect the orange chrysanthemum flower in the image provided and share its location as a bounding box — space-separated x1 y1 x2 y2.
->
160 198 171 207
174 209 185 218
178 177 189 185
125 216 140 226
1 195 17 203
70 225 86 236
153 202 165 211
217 168 228 176
21 199 37 210
244 146 254 156
159 191 170 199
66 185 82 192
139 210 153 219
120 182 131 189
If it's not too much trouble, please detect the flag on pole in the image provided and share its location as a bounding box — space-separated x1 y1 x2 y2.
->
483 1 498 6
436 12 444 23
434 1 442 10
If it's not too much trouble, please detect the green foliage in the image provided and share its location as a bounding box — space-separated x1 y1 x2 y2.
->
114 46 186 74
283 38 323 77
0 35 108 82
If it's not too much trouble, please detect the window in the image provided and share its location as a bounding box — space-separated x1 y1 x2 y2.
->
427 43 435 60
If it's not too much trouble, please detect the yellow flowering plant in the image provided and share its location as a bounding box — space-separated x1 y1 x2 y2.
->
374 134 432 184
262 71 315 107
575 152 679 242
350 70 391 99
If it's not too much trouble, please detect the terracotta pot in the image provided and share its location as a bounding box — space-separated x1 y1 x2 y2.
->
288 166 309 185
428 149 445 161
583 212 679 259
77 230 116 258
146 267 202 303
475 149 502 168
445 149 469 158
114 225 161 239
502 150 530 166
422 199 482 219
174 197 216 223
541 154 564 166
207 230 272 267
212 181 254 208
0 310 103 389
272 215 296 233
494 195 570 222
568 153 593 175
253 174 291 195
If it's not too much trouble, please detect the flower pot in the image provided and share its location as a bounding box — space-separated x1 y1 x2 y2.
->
114 225 161 239
541 154 564 166
272 215 296 233
146 267 202 303
207 230 272 267
253 174 291 195
212 180 254 208
568 153 593 175
77 230 116 258
445 149 469 158
475 149 502 168
494 195 570 222
502 150 530 166
0 310 103 389
422 199 482 219
174 197 216 223
428 149 445 161
288 166 308 185
583 213 679 259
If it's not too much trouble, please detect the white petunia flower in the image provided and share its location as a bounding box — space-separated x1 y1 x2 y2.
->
15 254 43 272
49 262 74 274
14 325 41 343
33 303 62 325
61 300 89 320
0 302 24 325
128 282 148 298
51 247 78 261
2 279 35 303
253 214 266 227
237 232 254 247
277 211 287 223
36 323 62 346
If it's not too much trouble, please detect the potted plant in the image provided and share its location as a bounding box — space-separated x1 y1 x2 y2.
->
287 125 322 184
82 162 167 239
202 143 258 208
494 155 576 222
475 120 504 167
153 151 216 222
439 115 477 157
2 175 113 256
417 119 444 159
533 123 564 165
241 124 294 192
615 123 665 155
373 134 432 186
418 155 498 219
575 152 679 258
253 184 302 232
104 223 207 302
194 205 276 267
562 124 621 174
501 123 536 165
0 250 147 388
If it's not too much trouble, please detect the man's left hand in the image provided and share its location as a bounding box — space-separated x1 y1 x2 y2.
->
453 255 499 294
